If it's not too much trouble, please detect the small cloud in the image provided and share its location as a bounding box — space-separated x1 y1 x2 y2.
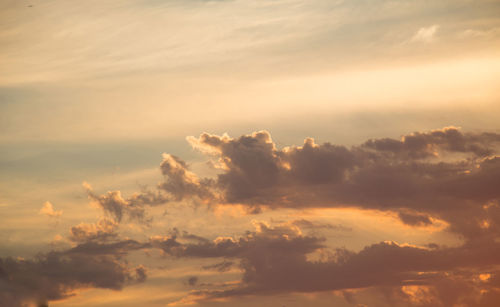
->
50 234 65 246
39 201 62 217
187 276 198 286
82 181 92 191
410 25 439 43
460 27 500 38
461 29 487 38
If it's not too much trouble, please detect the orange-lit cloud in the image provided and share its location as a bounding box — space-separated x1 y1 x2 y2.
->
39 201 62 218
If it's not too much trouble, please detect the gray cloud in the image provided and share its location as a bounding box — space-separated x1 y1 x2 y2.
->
70 127 500 305
183 127 500 239
187 276 198 286
158 154 215 202
291 219 353 232
202 260 234 272
156 223 500 306
0 239 148 307
83 182 166 224
397 211 433 227
83 127 500 238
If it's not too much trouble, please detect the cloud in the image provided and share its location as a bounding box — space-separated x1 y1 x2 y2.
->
460 27 500 39
187 276 198 286
83 127 500 240
39 201 62 218
0 239 148 307
291 219 352 231
187 131 280 205
158 154 215 202
83 181 166 224
156 223 500 306
397 211 433 227
202 260 234 272
70 127 500 305
69 218 119 243
410 25 439 43
183 127 500 239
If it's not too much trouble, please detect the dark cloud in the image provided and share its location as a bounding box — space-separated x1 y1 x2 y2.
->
82 154 214 224
0 239 148 307
187 276 199 286
84 127 500 236
291 219 352 231
202 260 234 272
158 154 215 202
70 127 500 305
361 127 500 158
83 182 166 224
157 224 500 306
183 127 500 239
188 131 282 204
397 211 433 227
151 222 323 260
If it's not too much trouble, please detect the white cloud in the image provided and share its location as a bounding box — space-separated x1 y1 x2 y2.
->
411 24 439 43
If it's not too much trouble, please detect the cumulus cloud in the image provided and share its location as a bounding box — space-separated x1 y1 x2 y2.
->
39 201 62 218
182 127 500 239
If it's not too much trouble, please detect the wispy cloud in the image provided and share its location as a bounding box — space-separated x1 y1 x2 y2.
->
410 24 439 43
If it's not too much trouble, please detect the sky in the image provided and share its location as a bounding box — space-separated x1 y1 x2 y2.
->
1 0 500 306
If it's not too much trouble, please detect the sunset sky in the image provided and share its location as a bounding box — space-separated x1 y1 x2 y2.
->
1 0 500 306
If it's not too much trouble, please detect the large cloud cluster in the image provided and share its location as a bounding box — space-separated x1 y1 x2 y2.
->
152 222 500 306
84 127 500 237
6 127 500 306
181 128 500 239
